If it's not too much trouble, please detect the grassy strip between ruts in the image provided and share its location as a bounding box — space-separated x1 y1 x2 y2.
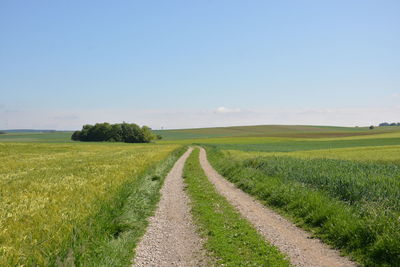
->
183 147 290 266
64 146 187 266
205 146 400 267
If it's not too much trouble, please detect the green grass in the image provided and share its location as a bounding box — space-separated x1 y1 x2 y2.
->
0 142 180 266
243 156 400 211
206 146 400 266
183 148 290 266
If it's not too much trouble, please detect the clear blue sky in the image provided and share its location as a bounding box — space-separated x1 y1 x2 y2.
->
1 0 399 129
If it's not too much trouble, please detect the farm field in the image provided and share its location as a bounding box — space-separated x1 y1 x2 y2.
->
2 124 400 266
199 136 400 152
227 145 400 164
0 131 73 143
0 142 180 266
191 130 400 152
155 125 399 140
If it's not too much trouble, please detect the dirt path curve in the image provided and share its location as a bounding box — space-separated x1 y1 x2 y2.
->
199 147 356 267
133 147 207 267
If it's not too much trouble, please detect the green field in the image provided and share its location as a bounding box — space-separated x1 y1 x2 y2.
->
0 131 73 142
0 142 180 265
155 125 398 140
2 124 400 266
2 125 399 144
200 135 400 152
228 145 400 164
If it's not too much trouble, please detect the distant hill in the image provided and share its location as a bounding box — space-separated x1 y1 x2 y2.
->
1 129 59 133
154 124 397 140
2 124 399 142
0 131 73 143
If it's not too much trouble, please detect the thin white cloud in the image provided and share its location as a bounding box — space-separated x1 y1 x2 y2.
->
392 93 400 98
214 106 241 114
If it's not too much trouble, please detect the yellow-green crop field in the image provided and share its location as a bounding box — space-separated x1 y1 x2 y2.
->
225 145 400 164
0 142 178 265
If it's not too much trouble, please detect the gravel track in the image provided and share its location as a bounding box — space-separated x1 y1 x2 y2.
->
132 148 207 267
199 147 356 267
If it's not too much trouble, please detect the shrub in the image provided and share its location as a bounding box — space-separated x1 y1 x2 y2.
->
71 122 156 143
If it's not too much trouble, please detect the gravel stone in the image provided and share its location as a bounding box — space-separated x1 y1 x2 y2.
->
133 148 208 267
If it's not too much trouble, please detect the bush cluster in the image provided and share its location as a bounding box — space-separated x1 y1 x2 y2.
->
71 122 159 143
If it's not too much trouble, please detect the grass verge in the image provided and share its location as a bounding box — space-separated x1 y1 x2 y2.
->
183 148 290 266
206 146 400 266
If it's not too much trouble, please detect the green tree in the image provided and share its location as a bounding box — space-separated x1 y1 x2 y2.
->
109 124 123 142
71 131 81 141
71 122 156 143
79 125 94 141
141 126 156 142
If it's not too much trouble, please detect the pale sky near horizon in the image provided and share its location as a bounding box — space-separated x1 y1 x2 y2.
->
1 1 399 130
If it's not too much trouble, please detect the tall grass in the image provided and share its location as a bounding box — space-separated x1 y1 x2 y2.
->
244 156 400 210
206 146 400 266
0 143 179 266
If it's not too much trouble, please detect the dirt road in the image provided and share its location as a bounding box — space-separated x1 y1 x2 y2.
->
132 148 207 267
199 147 356 267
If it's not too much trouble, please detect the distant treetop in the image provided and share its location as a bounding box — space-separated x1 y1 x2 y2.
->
379 122 400 127
71 122 157 143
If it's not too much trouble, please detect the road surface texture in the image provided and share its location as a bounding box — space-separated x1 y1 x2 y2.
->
133 148 208 267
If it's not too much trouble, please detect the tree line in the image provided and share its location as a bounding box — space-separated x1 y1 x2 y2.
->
379 122 400 127
71 122 161 143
